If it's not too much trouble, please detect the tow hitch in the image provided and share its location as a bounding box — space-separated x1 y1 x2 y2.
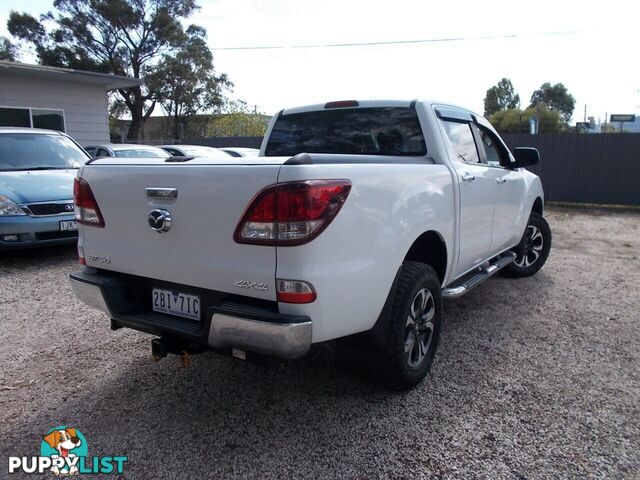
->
151 337 291 372
151 337 206 367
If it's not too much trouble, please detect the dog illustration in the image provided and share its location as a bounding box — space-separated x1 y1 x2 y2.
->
43 427 82 475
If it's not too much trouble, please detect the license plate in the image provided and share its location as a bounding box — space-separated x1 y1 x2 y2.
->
59 220 77 231
152 288 201 321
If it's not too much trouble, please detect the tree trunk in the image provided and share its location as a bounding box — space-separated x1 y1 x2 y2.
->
125 86 144 141
172 107 180 140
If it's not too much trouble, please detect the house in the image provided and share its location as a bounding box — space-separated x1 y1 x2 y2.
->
0 60 141 144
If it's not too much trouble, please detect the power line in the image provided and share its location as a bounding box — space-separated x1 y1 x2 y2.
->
212 30 578 51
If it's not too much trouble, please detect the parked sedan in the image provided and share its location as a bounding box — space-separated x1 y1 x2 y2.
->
220 147 260 157
0 127 90 249
83 144 171 159
159 144 233 159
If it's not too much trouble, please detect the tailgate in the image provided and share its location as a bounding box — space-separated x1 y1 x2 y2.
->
79 161 282 301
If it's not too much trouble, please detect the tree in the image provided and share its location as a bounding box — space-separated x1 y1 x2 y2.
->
483 78 520 117
145 26 232 140
0 36 18 61
7 0 222 141
488 105 564 134
209 101 269 137
529 82 575 123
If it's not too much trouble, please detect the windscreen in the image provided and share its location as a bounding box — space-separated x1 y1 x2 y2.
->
0 133 88 171
265 107 427 157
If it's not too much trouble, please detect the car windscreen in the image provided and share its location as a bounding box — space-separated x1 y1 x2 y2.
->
0 133 88 171
113 148 169 158
265 107 427 157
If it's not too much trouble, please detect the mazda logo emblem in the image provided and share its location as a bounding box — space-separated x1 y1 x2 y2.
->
148 209 172 233
64 204 74 212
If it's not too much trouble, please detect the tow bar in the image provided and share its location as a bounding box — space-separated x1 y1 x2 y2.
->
151 337 205 367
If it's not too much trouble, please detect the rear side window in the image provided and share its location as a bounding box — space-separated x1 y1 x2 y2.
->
265 107 427 157
441 121 480 164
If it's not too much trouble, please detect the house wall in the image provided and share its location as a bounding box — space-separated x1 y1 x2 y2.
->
0 74 110 145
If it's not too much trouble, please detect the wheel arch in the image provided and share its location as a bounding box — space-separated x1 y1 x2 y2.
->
403 230 448 284
338 231 447 353
532 196 544 216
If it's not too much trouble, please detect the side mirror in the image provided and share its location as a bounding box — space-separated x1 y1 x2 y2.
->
511 147 540 168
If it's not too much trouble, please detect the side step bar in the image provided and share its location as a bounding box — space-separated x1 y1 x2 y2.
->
442 251 516 299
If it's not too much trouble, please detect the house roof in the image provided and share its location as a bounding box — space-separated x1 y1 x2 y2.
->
0 60 142 90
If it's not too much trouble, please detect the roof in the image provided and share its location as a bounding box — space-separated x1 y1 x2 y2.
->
280 99 483 119
0 61 142 90
281 99 416 115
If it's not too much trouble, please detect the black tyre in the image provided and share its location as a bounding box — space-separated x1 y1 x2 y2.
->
501 212 552 278
383 261 442 389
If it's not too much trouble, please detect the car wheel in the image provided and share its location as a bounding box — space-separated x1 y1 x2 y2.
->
384 261 442 389
502 212 552 278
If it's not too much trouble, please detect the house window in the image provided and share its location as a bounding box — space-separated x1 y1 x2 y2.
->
31 109 65 131
0 107 31 127
0 106 66 132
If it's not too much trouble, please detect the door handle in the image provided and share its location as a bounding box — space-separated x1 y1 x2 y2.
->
461 172 475 183
496 176 507 184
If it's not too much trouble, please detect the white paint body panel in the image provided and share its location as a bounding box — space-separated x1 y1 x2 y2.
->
276 162 454 342
79 162 287 300
77 99 545 345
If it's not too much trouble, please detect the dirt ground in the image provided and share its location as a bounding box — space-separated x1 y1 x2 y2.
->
0 206 638 479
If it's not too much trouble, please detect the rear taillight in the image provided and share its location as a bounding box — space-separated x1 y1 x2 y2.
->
234 180 351 246
74 177 105 227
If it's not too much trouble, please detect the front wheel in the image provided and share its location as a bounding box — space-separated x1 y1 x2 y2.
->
501 212 552 278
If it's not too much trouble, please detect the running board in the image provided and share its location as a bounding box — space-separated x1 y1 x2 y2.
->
442 251 516 299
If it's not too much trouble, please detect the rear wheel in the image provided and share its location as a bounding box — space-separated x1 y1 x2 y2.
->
383 261 442 389
502 212 552 278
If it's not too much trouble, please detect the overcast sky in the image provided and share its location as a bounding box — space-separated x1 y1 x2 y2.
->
1 0 638 123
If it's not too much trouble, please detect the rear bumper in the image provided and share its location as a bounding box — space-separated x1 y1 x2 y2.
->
69 269 312 359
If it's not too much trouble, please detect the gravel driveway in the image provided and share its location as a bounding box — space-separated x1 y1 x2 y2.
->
1 207 638 479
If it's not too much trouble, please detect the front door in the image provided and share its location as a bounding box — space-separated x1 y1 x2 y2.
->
471 123 528 252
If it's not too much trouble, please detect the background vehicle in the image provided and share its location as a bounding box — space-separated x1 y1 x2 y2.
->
70 99 551 388
83 144 170 159
0 127 90 249
159 145 233 159
221 147 260 157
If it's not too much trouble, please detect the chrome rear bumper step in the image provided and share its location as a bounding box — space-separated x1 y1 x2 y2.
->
442 251 516 299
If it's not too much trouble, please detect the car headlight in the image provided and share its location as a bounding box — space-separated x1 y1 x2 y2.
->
0 195 27 215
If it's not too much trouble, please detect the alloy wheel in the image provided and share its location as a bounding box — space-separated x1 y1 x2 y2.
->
404 288 435 368
514 225 544 267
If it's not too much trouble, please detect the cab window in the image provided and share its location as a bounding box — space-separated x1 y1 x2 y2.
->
441 120 480 164
473 125 510 168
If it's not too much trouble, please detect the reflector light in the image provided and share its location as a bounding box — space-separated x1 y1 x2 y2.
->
78 244 86 265
74 177 105 227
276 279 316 303
235 180 351 246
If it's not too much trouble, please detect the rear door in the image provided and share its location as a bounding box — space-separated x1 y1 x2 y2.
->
79 158 286 300
439 118 495 278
